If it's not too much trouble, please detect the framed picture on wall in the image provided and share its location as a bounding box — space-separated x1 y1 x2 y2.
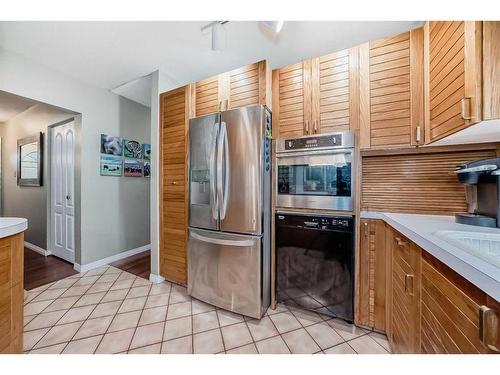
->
124 139 142 159
142 143 151 160
124 159 143 177
143 161 150 178
101 134 123 156
17 132 43 186
100 155 123 176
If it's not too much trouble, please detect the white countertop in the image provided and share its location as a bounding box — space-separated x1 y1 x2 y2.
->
0 217 28 239
360 211 500 302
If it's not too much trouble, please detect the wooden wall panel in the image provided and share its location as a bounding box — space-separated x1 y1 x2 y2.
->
195 75 219 117
361 148 497 215
160 86 189 285
369 31 412 148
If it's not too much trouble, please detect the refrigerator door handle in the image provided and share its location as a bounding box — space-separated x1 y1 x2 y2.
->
220 121 229 220
209 122 219 220
216 122 224 221
190 231 255 247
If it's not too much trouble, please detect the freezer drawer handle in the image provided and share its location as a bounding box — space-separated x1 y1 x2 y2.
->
190 231 255 247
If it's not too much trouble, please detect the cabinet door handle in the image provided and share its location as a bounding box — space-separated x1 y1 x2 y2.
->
416 125 422 144
304 120 310 135
363 222 369 237
218 101 222 112
313 120 318 134
224 99 228 111
461 97 473 120
480 306 500 352
171 181 178 185
404 274 414 295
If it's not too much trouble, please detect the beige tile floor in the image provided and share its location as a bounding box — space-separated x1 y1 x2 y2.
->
23 265 391 354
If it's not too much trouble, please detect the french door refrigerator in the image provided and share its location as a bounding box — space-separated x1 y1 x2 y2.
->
187 105 272 319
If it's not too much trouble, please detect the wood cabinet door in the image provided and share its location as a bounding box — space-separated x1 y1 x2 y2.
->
195 75 220 117
160 86 191 285
358 219 387 331
312 47 359 134
424 21 482 143
228 60 270 110
390 231 421 353
420 252 494 353
360 29 424 149
272 61 309 138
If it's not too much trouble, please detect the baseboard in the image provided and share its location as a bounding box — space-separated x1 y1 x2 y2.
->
149 273 165 284
74 244 150 273
25 241 51 257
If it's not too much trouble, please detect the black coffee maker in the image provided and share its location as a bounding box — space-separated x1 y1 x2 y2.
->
454 157 500 228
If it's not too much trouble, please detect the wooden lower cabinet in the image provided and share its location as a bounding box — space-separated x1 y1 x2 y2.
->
389 229 421 353
357 219 388 331
0 232 24 354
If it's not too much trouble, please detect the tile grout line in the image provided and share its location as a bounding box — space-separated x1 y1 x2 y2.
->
157 282 173 354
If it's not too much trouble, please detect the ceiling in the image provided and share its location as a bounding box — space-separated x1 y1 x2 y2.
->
0 90 37 122
0 21 422 106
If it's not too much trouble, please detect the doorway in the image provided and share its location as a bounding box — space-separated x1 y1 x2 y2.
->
48 118 76 263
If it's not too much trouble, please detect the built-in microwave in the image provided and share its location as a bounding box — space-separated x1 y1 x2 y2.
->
275 131 355 211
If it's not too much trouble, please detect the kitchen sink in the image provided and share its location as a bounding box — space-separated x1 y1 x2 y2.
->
434 230 500 268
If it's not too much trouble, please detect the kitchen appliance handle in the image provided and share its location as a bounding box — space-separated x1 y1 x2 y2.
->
220 121 229 220
216 121 225 221
209 122 219 220
190 231 255 247
277 148 354 159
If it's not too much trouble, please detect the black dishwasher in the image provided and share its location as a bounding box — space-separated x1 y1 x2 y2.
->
275 212 354 322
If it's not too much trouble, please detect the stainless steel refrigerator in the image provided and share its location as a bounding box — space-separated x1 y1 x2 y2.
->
187 105 272 319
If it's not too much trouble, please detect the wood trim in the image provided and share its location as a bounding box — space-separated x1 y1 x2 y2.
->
349 47 360 132
258 60 272 109
482 21 500 120
218 71 230 111
410 27 424 146
303 59 313 135
359 43 371 149
271 69 280 139
310 57 320 131
423 22 431 144
360 142 499 157
464 21 483 127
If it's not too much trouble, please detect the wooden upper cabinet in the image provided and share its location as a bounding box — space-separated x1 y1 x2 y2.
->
483 21 500 120
272 48 359 139
360 28 424 149
424 21 482 143
313 47 359 134
194 60 270 117
272 61 307 138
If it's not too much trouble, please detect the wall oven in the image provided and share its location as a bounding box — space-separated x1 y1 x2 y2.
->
276 131 355 211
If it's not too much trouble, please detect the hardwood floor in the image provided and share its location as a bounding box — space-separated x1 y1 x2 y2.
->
110 250 151 280
24 248 78 291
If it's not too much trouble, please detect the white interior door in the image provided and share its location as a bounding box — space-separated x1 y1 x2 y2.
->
50 120 75 263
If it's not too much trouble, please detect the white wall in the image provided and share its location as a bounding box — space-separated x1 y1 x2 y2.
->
0 47 151 266
0 104 74 249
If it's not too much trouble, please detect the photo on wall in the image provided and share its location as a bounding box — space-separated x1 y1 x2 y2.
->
143 161 150 178
101 134 123 156
124 139 142 158
124 159 143 177
142 143 151 160
100 155 123 176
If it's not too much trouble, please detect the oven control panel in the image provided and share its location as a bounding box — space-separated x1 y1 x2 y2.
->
284 134 342 150
276 213 353 232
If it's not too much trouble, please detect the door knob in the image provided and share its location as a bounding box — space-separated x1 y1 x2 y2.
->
66 195 71 200
171 181 177 185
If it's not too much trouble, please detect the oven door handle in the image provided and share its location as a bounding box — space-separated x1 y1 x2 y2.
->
276 148 354 159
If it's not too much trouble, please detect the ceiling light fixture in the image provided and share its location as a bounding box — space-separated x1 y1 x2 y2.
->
260 21 285 33
201 21 228 51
